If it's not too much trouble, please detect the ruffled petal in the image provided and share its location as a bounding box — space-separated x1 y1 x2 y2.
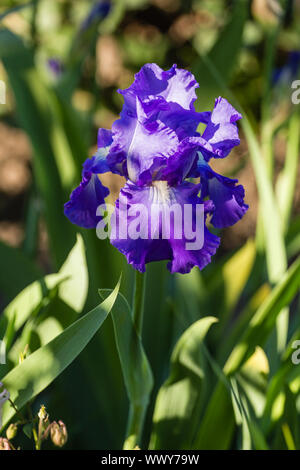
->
119 63 200 113
197 154 248 228
64 156 110 229
208 177 248 228
201 97 242 160
119 63 176 113
94 127 128 176
110 97 179 184
160 66 199 111
160 138 199 185
97 128 113 148
106 65 209 183
110 180 220 273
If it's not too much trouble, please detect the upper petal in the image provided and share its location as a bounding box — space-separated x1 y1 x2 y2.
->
119 63 199 113
160 67 199 111
110 97 179 184
201 97 242 160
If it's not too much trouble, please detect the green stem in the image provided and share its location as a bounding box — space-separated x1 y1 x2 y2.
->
31 0 39 50
123 270 147 450
261 28 278 179
132 270 146 335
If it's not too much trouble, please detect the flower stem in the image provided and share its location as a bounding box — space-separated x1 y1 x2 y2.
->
132 270 146 335
123 270 147 450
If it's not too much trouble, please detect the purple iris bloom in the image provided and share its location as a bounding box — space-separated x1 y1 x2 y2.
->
273 51 300 86
47 58 64 78
64 63 248 274
80 1 111 31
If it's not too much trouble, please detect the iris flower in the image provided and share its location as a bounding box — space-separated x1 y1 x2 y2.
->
80 1 111 31
64 64 248 273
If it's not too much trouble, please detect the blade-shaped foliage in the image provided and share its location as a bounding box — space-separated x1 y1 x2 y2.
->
224 256 300 376
0 28 75 268
99 289 153 404
99 288 153 448
0 278 120 430
0 241 42 303
150 317 218 450
193 0 248 112
0 234 88 350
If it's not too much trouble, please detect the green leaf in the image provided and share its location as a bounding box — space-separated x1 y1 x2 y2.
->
99 288 153 449
47 234 89 313
194 346 267 450
0 3 34 22
0 241 42 303
276 111 300 231
0 28 75 268
193 0 248 112
193 258 300 450
23 423 33 440
208 240 256 322
0 278 121 430
261 329 300 433
224 257 300 376
194 47 288 352
192 379 235 450
0 276 59 350
99 289 153 407
149 317 218 450
0 235 88 351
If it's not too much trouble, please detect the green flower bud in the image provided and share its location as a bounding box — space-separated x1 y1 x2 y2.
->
6 423 17 440
38 404 49 423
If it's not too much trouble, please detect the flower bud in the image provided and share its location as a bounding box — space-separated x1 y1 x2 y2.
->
6 423 17 440
0 437 12 450
38 405 49 423
0 383 10 431
252 0 283 28
18 344 29 364
50 421 68 448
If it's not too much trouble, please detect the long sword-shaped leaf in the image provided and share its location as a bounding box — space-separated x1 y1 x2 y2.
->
99 289 153 406
224 257 300 376
0 28 75 267
99 289 153 448
193 51 288 353
192 0 248 112
0 278 120 430
0 241 41 303
276 111 300 231
150 317 218 450
0 234 88 346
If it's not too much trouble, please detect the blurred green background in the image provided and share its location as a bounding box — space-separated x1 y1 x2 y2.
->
0 0 299 450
